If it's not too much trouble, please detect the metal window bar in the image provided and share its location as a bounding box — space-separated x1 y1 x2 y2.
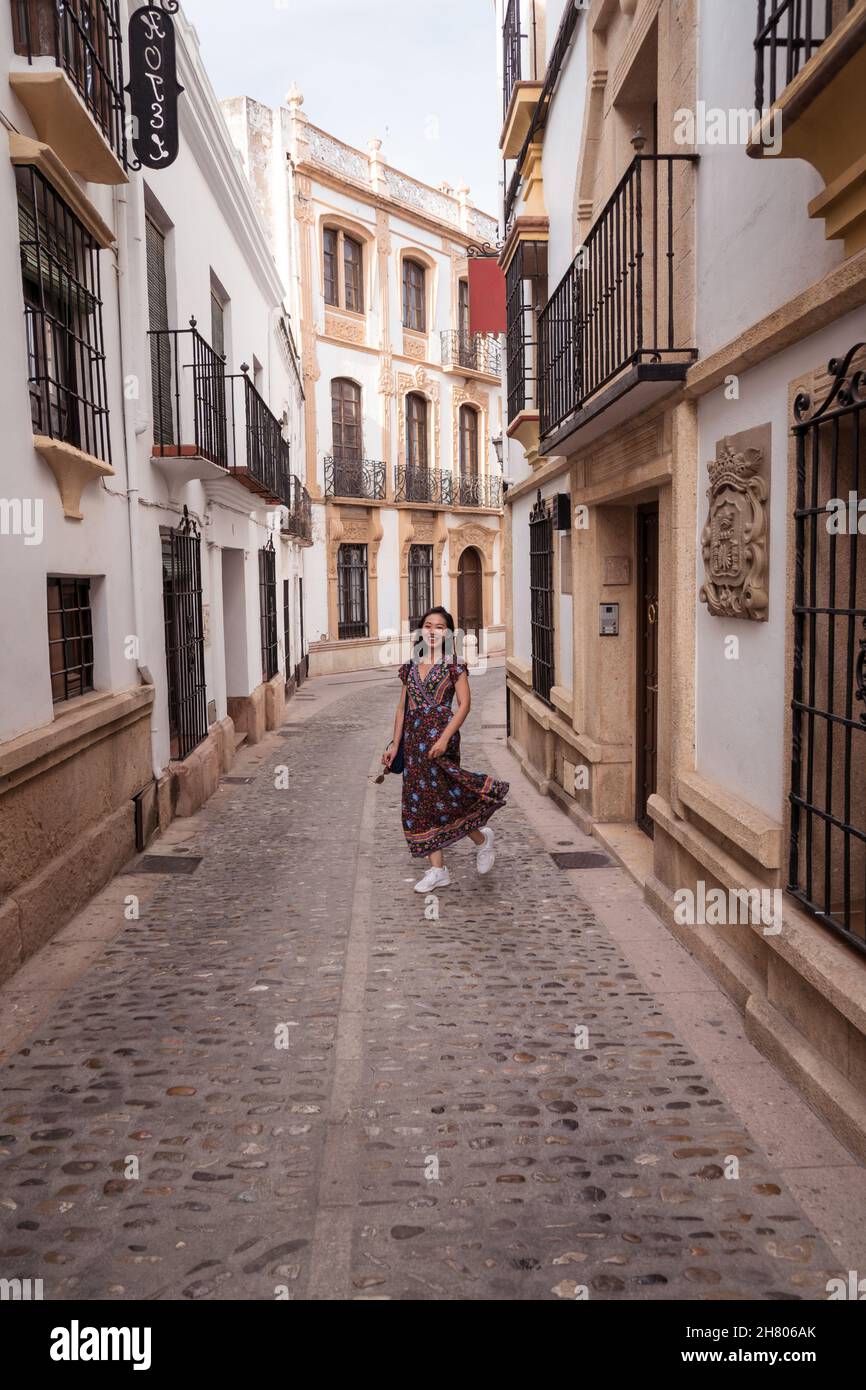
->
755 0 857 110
529 490 554 705
161 509 208 761
539 154 699 439
259 538 279 682
440 329 502 376
323 455 387 500
47 575 94 703
506 240 546 423
789 342 866 955
148 319 228 464
408 544 434 631
12 0 128 168
337 543 369 640
17 163 110 463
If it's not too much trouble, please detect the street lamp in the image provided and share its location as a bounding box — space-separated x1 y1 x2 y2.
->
492 432 504 469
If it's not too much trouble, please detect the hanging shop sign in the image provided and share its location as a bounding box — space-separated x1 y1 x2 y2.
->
127 4 184 170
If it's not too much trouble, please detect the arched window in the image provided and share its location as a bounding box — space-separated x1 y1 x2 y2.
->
459 404 479 477
331 378 362 463
323 227 364 312
402 258 426 332
406 392 428 470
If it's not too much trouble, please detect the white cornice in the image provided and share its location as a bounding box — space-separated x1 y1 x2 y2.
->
170 17 286 309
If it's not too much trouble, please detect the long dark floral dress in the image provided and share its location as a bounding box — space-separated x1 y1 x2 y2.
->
397 658 509 858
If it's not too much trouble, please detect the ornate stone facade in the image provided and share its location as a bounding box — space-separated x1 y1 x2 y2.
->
699 427 771 622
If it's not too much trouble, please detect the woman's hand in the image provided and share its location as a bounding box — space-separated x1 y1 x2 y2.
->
382 744 396 769
428 736 450 760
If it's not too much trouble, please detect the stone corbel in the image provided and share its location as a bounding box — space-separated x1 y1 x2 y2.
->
34 436 115 520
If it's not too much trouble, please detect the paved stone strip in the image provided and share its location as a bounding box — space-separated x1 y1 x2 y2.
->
0 669 842 1301
347 673 839 1302
0 696 382 1300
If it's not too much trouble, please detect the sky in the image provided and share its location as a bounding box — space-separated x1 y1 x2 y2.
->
181 0 502 216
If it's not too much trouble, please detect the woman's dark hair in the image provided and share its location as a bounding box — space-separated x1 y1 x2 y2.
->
412 606 458 664
416 605 455 633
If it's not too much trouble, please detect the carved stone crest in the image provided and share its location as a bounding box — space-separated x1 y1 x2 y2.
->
699 426 770 621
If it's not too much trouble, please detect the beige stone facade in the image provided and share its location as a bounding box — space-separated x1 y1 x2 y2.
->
498 0 866 1155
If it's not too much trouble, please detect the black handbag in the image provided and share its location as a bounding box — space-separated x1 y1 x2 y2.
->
387 733 405 775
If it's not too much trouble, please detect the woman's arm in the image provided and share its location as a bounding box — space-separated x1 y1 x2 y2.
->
383 684 407 767
428 671 470 758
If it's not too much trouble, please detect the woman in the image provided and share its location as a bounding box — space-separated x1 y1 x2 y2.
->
382 606 509 893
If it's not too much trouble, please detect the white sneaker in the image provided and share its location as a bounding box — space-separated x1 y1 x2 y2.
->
414 866 451 893
476 827 496 875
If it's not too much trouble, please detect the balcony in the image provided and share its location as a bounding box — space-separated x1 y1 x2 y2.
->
446 472 503 509
148 326 295 510
748 0 866 255
228 370 294 509
440 330 502 378
501 0 542 159
283 474 313 544
395 465 444 504
10 0 128 183
149 321 228 474
324 455 387 501
538 154 698 452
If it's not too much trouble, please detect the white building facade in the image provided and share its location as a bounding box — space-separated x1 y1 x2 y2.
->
0 1 308 983
224 90 507 676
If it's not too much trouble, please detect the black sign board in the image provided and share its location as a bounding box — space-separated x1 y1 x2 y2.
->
126 6 184 170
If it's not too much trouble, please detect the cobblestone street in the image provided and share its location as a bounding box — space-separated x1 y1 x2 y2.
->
1 662 864 1302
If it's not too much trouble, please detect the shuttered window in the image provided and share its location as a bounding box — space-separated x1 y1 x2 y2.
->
146 215 173 447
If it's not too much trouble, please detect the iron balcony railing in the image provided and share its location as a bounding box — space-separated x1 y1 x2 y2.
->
755 0 857 109
502 0 523 117
538 153 698 441
283 473 312 542
148 319 228 465
324 455 387 500
441 330 502 376
447 472 503 509
394 466 503 508
228 369 294 509
12 0 128 168
395 465 443 504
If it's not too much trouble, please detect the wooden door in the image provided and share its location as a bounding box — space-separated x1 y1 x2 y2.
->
636 504 659 836
458 547 483 640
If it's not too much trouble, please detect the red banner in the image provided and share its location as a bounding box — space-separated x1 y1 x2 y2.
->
468 258 506 336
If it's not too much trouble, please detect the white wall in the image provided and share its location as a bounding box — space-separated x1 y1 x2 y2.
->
695 303 866 818
695 0 842 357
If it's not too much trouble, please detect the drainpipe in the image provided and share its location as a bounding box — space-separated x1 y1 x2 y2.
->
113 178 163 786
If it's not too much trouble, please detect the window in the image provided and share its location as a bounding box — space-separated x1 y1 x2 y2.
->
458 278 470 338
408 545 434 632
402 258 426 332
17 164 110 463
337 544 369 640
259 540 279 681
146 215 173 448
331 378 362 464
506 239 547 423
47 577 94 704
161 512 208 759
459 404 479 477
210 288 225 361
529 491 554 705
323 226 364 313
406 392 428 470
344 235 363 312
